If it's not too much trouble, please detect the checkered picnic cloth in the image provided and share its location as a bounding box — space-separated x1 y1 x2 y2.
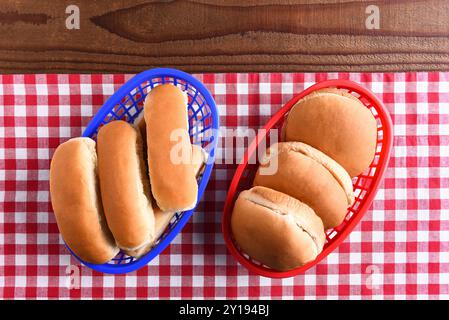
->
1 73 449 299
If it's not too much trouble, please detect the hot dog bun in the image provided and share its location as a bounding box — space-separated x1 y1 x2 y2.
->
50 138 119 264
144 84 198 212
97 120 155 256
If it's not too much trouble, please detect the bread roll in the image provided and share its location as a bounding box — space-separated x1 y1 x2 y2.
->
253 142 354 229
144 84 198 212
97 120 155 256
152 145 207 237
283 88 377 177
135 113 205 176
50 138 118 264
231 186 326 271
124 146 208 257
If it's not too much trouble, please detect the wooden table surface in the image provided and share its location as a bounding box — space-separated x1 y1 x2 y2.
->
1 0 448 73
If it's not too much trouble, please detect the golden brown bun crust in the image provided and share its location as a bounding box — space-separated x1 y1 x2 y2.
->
144 84 198 212
231 187 325 271
97 120 155 251
254 142 349 229
50 138 118 264
281 88 362 141
284 89 377 177
282 142 355 206
136 110 205 176
300 88 363 103
135 113 206 182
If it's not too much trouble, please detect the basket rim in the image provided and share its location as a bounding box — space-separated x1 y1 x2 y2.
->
66 68 219 274
221 79 393 278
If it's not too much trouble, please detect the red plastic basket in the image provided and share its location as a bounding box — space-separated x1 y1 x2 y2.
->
222 79 393 278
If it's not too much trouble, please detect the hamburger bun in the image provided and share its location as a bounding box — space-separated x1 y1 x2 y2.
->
283 88 377 177
50 138 119 264
231 186 326 271
253 142 354 229
144 84 198 212
97 120 155 257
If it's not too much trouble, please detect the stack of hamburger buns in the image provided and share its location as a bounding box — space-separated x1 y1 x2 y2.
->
231 88 378 271
50 84 207 264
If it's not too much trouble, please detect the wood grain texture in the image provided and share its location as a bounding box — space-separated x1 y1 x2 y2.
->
0 0 448 73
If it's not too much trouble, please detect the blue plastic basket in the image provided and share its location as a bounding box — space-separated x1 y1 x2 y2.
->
65 68 219 274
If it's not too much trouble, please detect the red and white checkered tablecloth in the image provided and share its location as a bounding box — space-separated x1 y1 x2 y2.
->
1 73 449 299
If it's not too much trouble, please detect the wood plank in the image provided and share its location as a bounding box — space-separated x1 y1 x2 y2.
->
0 0 448 73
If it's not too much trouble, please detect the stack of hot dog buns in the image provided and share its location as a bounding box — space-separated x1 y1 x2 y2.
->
50 84 207 264
231 88 378 271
